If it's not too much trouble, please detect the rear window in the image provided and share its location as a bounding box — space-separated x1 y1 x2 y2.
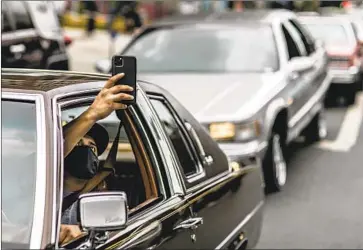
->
302 22 354 47
6 2 34 30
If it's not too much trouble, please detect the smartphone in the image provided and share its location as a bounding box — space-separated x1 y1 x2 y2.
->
111 55 137 106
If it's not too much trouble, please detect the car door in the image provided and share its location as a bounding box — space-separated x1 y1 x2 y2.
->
146 86 264 249
58 88 200 250
288 18 328 105
280 22 311 129
2 1 44 69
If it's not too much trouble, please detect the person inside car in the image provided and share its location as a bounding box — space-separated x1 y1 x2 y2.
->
59 73 134 245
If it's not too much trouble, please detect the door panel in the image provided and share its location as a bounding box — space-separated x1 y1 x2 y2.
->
184 167 264 249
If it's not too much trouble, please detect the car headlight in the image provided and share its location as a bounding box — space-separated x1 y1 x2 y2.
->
209 121 260 142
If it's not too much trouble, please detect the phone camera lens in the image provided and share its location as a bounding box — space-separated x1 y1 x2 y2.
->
115 57 123 66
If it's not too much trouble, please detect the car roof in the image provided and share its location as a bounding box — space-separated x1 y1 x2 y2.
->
1 68 109 92
151 9 296 27
298 15 353 24
1 68 158 96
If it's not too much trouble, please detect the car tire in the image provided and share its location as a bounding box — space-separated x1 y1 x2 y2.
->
303 108 327 144
262 132 287 193
346 85 356 105
358 71 363 91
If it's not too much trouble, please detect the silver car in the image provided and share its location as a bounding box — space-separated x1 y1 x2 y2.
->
299 15 362 104
96 10 331 193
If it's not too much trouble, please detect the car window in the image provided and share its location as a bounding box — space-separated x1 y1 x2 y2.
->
302 22 354 47
289 19 316 55
1 4 13 32
61 104 160 211
124 25 279 73
150 98 199 177
282 24 302 59
2 100 37 248
6 2 34 30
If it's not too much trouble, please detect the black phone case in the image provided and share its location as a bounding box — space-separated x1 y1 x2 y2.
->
111 56 137 106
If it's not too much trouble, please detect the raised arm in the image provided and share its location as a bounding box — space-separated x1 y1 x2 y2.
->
63 73 134 157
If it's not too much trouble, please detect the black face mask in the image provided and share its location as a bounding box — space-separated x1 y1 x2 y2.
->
64 146 99 180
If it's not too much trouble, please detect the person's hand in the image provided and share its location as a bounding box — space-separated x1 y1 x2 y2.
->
59 224 84 245
86 73 134 122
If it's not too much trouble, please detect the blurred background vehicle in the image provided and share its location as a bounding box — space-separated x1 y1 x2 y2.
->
299 15 362 104
96 9 331 193
1 1 70 70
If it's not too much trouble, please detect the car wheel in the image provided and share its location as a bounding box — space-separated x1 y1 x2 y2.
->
346 86 356 105
304 108 327 144
262 132 287 193
358 71 363 91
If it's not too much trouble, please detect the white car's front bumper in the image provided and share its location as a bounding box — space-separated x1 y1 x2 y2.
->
218 140 268 163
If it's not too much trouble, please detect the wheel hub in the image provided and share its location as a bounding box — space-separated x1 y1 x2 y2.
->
272 134 287 187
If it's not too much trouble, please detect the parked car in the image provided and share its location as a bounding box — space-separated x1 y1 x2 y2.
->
1 1 70 70
2 68 264 249
299 15 362 104
95 9 331 193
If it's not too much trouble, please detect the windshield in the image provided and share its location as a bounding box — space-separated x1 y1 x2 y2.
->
302 23 352 46
2 100 38 248
123 26 279 73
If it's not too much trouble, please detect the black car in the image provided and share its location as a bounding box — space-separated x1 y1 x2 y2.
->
2 69 264 249
1 1 70 70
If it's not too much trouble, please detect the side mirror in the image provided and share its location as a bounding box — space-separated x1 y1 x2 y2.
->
289 57 314 73
79 191 128 231
95 59 111 74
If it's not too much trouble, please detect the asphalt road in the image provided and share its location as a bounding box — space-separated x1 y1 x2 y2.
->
65 28 363 249
256 94 363 249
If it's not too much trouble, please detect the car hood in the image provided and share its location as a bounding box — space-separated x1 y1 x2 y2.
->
139 72 284 123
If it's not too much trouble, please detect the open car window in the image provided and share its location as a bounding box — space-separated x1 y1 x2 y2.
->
61 104 160 212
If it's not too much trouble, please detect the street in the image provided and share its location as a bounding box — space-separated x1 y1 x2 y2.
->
65 28 363 249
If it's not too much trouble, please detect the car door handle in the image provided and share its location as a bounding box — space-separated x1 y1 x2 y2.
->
174 217 203 231
10 44 26 54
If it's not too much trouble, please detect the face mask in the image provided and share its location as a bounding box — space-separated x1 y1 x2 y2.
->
64 146 99 180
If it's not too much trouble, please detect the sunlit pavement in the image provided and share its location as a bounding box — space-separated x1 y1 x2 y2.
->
64 29 363 248
64 28 132 73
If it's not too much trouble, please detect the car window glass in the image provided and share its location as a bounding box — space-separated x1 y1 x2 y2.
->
62 105 160 210
282 24 302 59
302 22 353 47
150 98 198 177
7 2 34 30
1 4 13 32
289 19 315 55
124 25 279 73
2 100 37 248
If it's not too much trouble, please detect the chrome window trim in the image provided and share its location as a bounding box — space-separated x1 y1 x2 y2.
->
127 104 167 198
147 94 206 188
185 163 259 197
138 89 186 196
54 89 169 202
2 92 47 249
104 194 184 245
51 94 65 247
